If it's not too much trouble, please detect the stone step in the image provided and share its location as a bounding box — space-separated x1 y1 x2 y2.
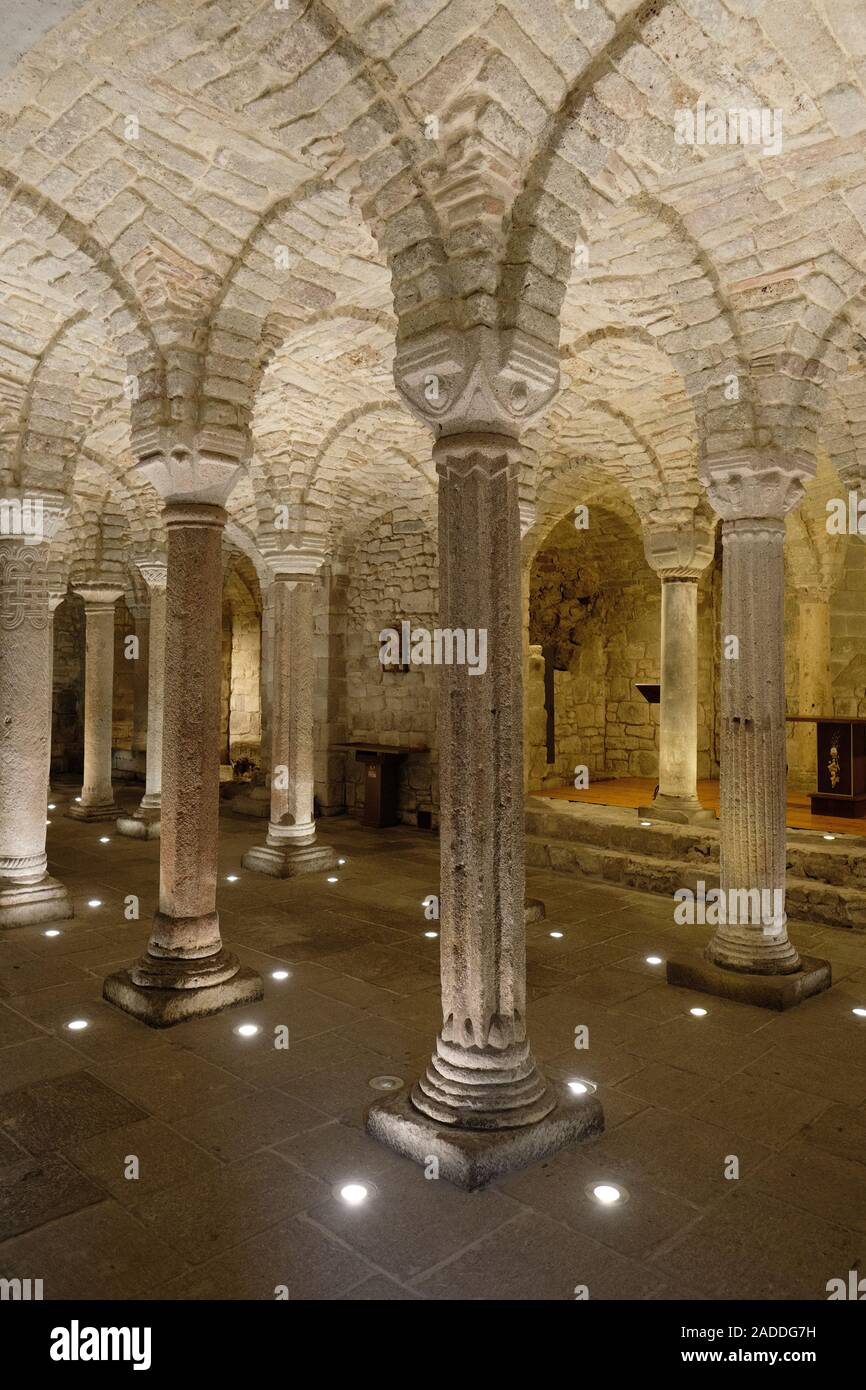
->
525 798 866 931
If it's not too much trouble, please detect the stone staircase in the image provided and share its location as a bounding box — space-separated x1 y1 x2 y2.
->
525 796 866 931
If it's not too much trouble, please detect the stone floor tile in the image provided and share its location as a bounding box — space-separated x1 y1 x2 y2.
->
0 1070 147 1155
0 1200 190 1299
131 1151 327 1264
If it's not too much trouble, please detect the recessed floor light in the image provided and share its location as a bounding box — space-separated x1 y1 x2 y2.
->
48 803 56 810
640 820 652 827
44 929 61 938
327 876 338 883
46 818 51 825
66 1019 88 1031
646 955 663 965
225 874 238 882
567 1079 597 1097
234 1023 259 1038
74 796 81 803
587 1181 627 1206
824 834 836 841
423 929 438 938
853 1007 866 1018
690 1007 708 1017
368 1075 404 1092
271 969 290 981
335 1181 374 1206
87 899 102 908
549 930 564 939
99 836 110 843
338 858 346 865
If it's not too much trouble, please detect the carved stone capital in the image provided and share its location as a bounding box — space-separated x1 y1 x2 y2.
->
699 452 812 521
137 560 168 592
73 584 123 610
0 543 49 630
394 326 559 438
643 519 716 579
267 550 326 585
433 430 523 483
131 424 249 506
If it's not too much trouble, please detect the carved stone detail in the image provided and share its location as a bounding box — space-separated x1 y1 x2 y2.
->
394 326 559 438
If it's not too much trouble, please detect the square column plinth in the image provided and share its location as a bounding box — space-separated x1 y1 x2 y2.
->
103 964 263 1028
666 949 831 1010
367 1088 604 1191
241 841 338 878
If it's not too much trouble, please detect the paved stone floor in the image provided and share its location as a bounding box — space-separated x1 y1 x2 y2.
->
1 786 865 1301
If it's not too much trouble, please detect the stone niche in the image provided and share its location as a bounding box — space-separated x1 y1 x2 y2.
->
527 509 717 790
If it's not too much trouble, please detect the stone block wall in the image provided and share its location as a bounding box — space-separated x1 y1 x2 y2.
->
342 510 438 825
527 515 718 789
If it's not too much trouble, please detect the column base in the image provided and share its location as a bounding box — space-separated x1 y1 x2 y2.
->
666 948 831 1011
66 799 118 822
116 808 161 840
367 1087 604 1191
524 897 546 924
241 841 338 878
638 797 716 825
0 875 73 929
103 960 264 1028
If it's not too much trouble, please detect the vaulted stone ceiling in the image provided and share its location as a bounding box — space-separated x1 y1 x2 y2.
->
0 0 865 576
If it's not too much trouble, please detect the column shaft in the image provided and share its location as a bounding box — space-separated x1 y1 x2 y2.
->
708 518 799 973
0 537 71 926
657 578 701 804
412 432 552 1128
67 591 121 821
104 504 262 1024
142 584 166 808
242 571 336 876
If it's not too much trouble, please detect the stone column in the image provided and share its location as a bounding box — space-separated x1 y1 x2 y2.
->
117 562 167 840
67 586 122 821
129 596 149 780
666 457 830 1006
0 493 73 927
639 523 715 824
369 428 602 1186
231 580 272 820
104 429 262 1026
788 586 832 789
242 558 337 876
46 590 64 802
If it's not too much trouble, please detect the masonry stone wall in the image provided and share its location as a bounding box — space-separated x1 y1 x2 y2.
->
527 516 717 790
343 511 438 825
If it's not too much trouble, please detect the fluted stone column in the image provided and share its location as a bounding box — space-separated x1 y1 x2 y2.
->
67 586 122 822
640 523 715 824
666 457 831 1006
104 430 262 1026
0 493 72 927
242 558 337 876
118 562 167 840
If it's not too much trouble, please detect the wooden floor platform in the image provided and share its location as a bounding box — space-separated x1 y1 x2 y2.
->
534 776 866 838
